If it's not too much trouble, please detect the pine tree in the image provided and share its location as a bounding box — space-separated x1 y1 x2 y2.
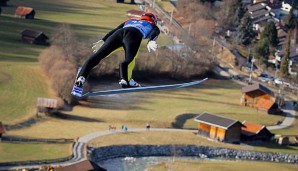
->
253 38 270 64
232 0 246 26
280 30 292 76
261 21 278 47
236 14 254 45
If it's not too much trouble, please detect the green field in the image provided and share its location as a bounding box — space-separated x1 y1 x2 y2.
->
0 142 71 162
89 131 298 154
147 160 298 171
6 79 285 139
0 0 297 164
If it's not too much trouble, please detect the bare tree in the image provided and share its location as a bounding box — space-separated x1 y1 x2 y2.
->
39 24 90 104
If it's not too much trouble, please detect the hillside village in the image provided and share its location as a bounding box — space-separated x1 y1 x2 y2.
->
0 0 297 171
245 0 298 76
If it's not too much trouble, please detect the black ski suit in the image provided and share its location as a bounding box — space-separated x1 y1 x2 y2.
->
78 19 160 82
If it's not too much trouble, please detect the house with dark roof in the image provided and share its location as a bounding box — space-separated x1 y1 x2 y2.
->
15 6 35 19
241 121 274 141
194 112 245 144
247 2 276 33
0 122 6 138
21 29 49 45
248 2 267 12
240 84 280 114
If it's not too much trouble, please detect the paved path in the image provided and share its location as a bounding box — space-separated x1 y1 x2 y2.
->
267 101 296 130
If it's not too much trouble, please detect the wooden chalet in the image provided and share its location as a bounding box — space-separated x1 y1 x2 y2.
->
0 122 6 138
55 160 106 171
241 121 274 142
240 84 280 114
0 0 9 6
15 6 35 19
21 29 49 45
194 112 245 144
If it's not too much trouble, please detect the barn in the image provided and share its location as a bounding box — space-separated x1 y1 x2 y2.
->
21 29 49 45
241 121 274 142
240 84 279 114
15 6 35 19
194 112 245 144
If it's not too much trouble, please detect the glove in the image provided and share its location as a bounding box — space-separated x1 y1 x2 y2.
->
147 40 158 52
92 40 104 53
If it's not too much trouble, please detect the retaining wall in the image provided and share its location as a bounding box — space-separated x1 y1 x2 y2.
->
91 145 298 164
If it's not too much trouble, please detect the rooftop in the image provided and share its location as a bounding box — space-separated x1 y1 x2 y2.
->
241 84 275 97
241 121 269 136
194 112 243 130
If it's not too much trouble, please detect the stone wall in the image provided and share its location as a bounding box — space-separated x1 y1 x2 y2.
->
91 145 298 164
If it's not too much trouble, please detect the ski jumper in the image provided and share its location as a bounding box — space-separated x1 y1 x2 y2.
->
78 19 160 83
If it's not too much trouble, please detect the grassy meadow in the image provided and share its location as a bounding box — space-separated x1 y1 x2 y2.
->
147 160 298 171
0 0 297 164
6 79 285 139
0 142 71 162
89 131 298 154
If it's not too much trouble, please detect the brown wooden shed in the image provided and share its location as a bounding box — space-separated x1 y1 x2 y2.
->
0 122 6 138
21 29 49 45
241 121 274 142
15 6 35 19
240 84 279 114
194 112 245 144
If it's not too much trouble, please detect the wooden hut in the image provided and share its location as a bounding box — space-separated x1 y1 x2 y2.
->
194 112 245 144
240 84 279 114
241 121 274 142
0 122 6 138
21 29 49 45
15 6 35 19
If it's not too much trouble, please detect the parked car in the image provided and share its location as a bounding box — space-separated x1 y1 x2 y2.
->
274 78 283 85
274 78 290 86
258 73 274 82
